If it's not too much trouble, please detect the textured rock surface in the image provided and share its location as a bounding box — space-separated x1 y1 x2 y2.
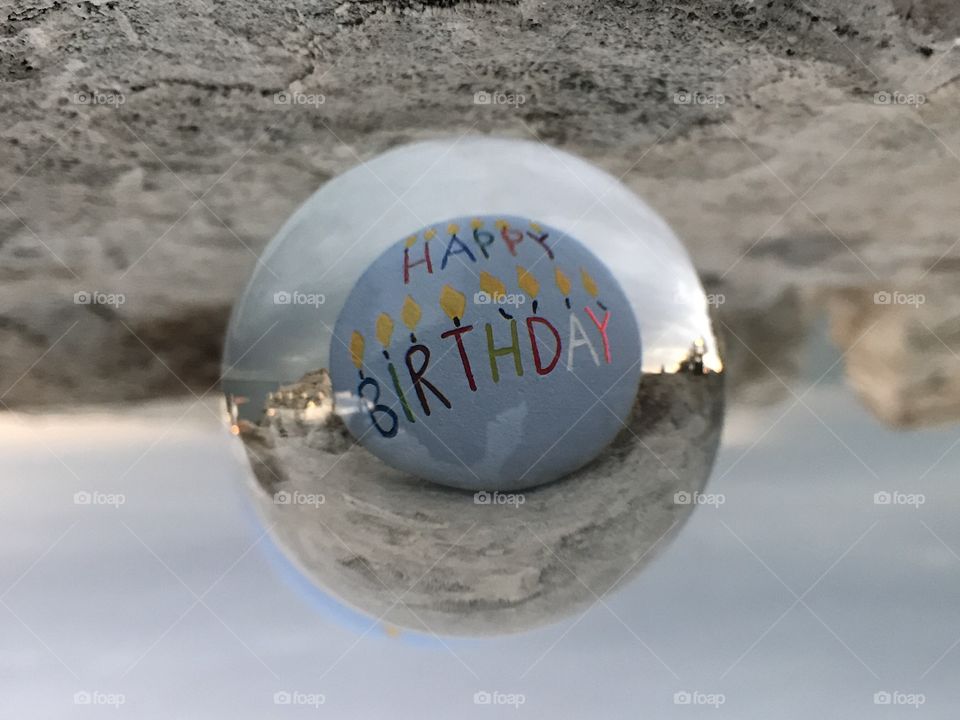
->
2 0 960 408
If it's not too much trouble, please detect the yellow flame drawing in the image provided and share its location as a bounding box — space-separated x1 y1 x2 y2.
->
404 234 417 248
554 267 572 296
447 223 459 235
424 228 436 241
580 267 599 297
383 624 401 639
530 221 542 233
375 313 394 347
470 218 483 230
349 331 365 369
440 284 466 320
495 219 508 231
516 265 540 298
479 271 506 300
401 295 421 330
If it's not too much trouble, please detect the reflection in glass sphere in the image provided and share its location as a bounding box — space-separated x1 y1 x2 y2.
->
222 137 724 635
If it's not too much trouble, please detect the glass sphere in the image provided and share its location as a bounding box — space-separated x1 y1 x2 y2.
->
222 137 724 635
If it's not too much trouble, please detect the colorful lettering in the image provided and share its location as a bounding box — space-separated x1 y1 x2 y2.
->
527 231 554 260
485 319 524 382
404 344 452 415
567 313 600 370
526 316 562 375
403 243 433 284
440 324 478 391
357 376 398 437
500 226 524 256
440 234 476 270
583 307 612 364
472 229 496 259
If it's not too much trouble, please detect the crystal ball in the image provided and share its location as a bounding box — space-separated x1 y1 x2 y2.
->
223 137 724 634
223 137 722 494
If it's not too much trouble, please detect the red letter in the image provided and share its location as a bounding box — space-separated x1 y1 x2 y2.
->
403 243 432 284
526 316 561 375
500 226 524 256
440 325 477 391
583 307 612 364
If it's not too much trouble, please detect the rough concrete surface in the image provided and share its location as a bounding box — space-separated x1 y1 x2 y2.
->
1 0 959 410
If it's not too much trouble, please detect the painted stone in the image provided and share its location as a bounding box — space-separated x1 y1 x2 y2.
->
329 215 642 490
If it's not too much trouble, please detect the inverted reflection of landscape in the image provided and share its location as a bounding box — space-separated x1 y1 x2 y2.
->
229 361 723 636
220 138 732 634
225 273 960 635
225 283 723 634
714 277 960 429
